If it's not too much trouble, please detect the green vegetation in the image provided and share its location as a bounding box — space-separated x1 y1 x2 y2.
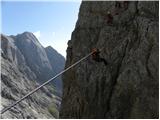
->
47 85 61 118
48 103 59 118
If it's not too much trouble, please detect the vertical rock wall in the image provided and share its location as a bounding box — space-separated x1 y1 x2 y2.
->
60 1 159 118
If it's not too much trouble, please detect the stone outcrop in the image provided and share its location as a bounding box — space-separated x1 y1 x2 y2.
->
45 46 65 93
14 32 54 83
1 32 65 118
60 1 158 118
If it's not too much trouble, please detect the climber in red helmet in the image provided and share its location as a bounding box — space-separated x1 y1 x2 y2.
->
115 1 121 8
91 48 107 65
123 1 129 10
114 1 122 15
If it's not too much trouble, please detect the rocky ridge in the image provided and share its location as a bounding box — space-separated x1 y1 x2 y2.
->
1 32 65 118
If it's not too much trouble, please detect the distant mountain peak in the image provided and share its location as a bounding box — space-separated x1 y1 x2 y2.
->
15 32 42 47
45 46 65 59
17 31 35 37
1 32 64 118
22 31 37 39
46 46 53 50
22 31 32 34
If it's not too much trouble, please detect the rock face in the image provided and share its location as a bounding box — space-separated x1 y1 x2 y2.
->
45 46 65 93
13 32 64 92
1 32 65 118
14 32 53 83
60 1 158 119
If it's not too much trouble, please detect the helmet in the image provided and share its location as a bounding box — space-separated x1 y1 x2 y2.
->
92 48 97 53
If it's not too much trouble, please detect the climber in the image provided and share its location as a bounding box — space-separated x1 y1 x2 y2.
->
115 1 121 8
123 1 129 10
90 10 113 25
106 11 113 25
114 1 122 15
91 48 107 65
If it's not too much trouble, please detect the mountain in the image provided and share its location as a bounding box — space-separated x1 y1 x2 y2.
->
13 32 64 92
1 32 65 118
45 46 65 93
14 32 53 83
60 1 158 119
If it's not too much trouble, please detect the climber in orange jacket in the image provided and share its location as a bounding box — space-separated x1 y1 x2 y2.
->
91 48 107 65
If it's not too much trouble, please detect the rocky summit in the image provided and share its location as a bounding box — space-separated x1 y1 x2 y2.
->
60 1 158 119
45 46 65 93
1 32 65 118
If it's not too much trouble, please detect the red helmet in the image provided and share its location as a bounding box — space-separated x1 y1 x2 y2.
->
92 48 97 53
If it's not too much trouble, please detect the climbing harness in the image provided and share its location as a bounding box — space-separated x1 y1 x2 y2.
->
1 51 94 114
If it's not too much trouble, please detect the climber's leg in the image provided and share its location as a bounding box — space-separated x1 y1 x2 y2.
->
100 58 107 66
94 57 107 66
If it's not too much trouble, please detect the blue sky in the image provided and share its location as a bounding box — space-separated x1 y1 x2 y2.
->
1 1 81 57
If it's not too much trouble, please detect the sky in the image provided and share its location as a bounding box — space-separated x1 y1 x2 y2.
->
1 0 81 57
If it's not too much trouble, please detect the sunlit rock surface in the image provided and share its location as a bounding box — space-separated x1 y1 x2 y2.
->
1 32 64 118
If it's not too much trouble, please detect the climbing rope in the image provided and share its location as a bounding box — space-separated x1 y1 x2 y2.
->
1 51 94 114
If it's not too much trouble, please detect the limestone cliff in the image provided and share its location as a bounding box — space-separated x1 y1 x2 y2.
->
60 1 159 118
45 46 65 93
1 32 64 118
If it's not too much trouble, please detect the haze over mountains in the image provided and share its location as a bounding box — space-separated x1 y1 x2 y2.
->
1 32 65 118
